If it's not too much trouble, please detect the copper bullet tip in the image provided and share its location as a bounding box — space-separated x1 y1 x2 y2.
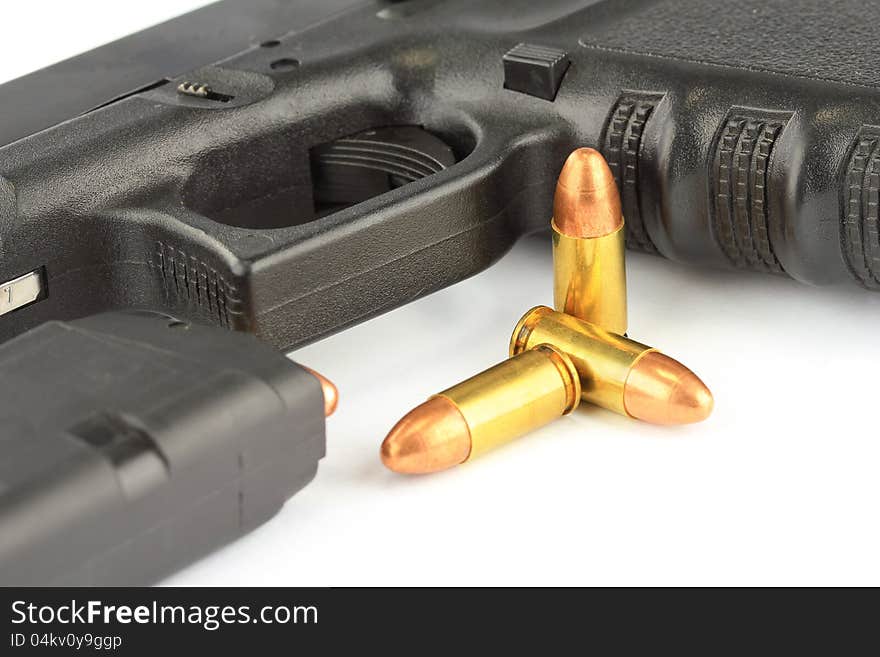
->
303 366 339 417
381 396 472 474
553 147 623 238
623 352 714 425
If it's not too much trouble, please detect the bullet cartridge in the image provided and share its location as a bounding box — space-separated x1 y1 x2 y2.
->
552 148 627 334
381 345 580 474
511 306 713 425
302 366 340 417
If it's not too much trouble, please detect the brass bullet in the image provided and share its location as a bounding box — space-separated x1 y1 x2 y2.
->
511 306 713 425
303 366 339 417
381 345 580 474
552 148 628 334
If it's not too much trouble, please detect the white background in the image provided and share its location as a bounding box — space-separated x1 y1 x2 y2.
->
3 2 879 586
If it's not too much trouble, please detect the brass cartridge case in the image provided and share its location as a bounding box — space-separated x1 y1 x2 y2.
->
552 147 627 334
511 306 713 424
552 223 627 334
440 344 581 461
380 344 580 473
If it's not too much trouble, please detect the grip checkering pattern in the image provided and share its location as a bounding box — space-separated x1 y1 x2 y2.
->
712 114 786 272
843 133 880 289
579 0 880 89
603 95 662 253
153 241 243 327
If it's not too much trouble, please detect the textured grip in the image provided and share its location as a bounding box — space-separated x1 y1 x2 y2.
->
578 0 880 89
711 112 789 272
843 131 880 289
153 241 243 329
602 94 663 254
